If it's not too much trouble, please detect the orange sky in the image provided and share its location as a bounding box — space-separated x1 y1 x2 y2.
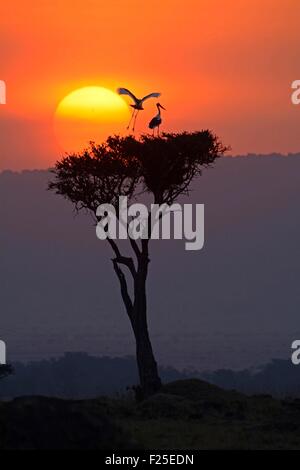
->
0 0 300 169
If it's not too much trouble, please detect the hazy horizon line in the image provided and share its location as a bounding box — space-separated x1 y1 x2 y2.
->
2 152 300 175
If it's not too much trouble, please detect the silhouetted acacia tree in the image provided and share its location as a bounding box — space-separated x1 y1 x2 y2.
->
0 364 13 380
49 131 226 397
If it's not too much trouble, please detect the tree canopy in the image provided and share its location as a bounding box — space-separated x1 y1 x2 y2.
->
49 131 226 211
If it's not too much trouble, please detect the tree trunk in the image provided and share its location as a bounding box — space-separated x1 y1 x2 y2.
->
134 328 161 399
132 294 161 398
111 240 161 399
132 254 161 398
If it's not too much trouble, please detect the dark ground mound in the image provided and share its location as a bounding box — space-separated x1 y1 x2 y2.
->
0 396 135 450
1 379 300 449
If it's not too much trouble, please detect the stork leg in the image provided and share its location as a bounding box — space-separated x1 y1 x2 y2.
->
132 110 139 132
127 109 136 131
157 125 160 137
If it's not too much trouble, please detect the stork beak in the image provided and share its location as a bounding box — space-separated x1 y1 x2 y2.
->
159 104 166 110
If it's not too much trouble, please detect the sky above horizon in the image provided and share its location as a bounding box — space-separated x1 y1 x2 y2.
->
0 0 300 170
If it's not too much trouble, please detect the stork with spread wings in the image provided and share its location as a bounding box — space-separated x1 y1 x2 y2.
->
117 87 161 132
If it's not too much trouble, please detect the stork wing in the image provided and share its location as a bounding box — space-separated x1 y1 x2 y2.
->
117 87 138 104
141 92 161 103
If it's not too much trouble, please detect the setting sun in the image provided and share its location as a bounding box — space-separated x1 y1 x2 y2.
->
54 86 129 152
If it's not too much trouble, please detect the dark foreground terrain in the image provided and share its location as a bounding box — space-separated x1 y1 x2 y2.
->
1 379 300 450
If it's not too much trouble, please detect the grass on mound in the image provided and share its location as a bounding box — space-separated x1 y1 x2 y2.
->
1 379 300 449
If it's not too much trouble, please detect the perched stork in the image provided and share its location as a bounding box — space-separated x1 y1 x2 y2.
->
148 103 166 136
117 87 161 132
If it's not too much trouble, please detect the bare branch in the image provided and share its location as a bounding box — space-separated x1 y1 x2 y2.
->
112 259 134 320
129 238 141 260
107 239 136 278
